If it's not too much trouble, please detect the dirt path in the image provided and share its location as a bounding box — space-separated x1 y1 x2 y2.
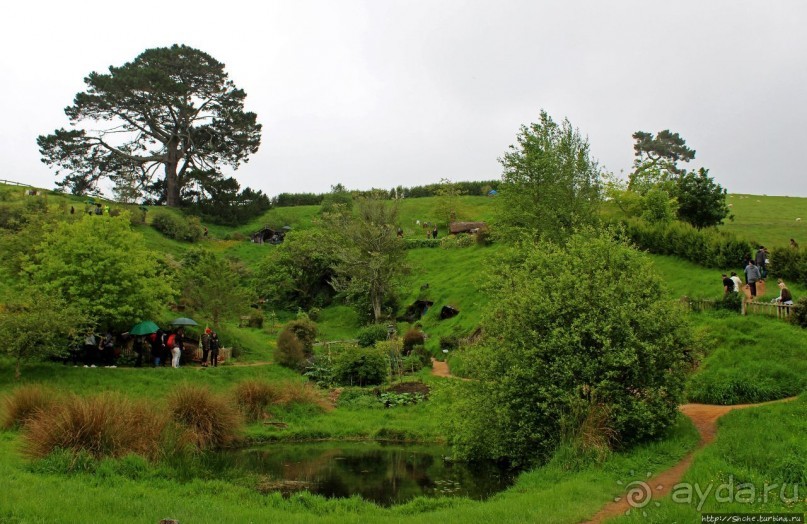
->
583 397 796 523
431 358 452 377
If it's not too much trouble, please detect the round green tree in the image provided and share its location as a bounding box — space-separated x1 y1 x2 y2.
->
26 214 175 330
452 228 696 466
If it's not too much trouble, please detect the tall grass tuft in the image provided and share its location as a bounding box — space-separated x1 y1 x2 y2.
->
233 380 332 422
22 393 167 460
167 384 242 450
1 384 57 430
233 380 283 422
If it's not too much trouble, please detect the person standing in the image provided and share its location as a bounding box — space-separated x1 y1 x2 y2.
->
432 225 438 239
745 260 761 300
730 272 742 293
209 332 220 367
169 328 184 368
200 328 212 367
150 329 164 367
755 247 767 280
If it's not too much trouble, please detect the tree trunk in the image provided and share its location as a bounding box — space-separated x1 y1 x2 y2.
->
371 292 382 323
15 357 21 381
165 138 181 207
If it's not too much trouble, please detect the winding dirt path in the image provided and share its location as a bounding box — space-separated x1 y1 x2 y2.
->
583 397 797 524
430 358 452 377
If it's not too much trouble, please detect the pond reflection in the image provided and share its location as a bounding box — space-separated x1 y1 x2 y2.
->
226 442 516 506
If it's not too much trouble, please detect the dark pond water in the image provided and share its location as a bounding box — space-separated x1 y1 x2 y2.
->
223 442 516 506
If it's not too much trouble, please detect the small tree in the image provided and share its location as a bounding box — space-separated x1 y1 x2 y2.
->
181 248 254 328
326 194 409 322
496 110 602 243
452 228 696 466
675 168 732 230
433 178 465 226
0 290 90 379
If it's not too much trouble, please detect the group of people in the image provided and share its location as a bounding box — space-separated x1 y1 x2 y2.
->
144 327 221 368
722 245 794 305
78 331 118 368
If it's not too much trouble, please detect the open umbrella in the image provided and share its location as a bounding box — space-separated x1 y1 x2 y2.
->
129 320 160 336
170 317 199 326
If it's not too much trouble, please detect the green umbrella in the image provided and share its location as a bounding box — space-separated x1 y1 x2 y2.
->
129 320 160 336
170 317 199 326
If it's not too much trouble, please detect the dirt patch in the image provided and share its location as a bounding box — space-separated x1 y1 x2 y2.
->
431 358 451 378
383 381 431 396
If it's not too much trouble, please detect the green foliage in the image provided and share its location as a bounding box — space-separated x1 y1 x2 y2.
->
496 110 602 243
453 228 695 466
675 168 732 229
38 44 261 206
356 323 389 347
326 195 409 322
26 214 175 331
641 187 677 224
187 178 271 226
439 234 476 248
769 245 807 286
631 129 696 178
0 289 91 379
716 291 743 312
404 238 441 249
319 187 354 215
255 228 337 309
286 314 318 359
378 392 426 408
620 217 752 270
151 212 204 242
180 248 254 327
788 296 807 328
274 328 306 370
433 178 465 226
332 346 388 387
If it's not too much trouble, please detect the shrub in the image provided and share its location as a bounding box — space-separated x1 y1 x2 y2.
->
151 213 203 242
401 353 425 373
1 385 57 430
245 309 264 328
274 328 306 370
166 384 242 450
453 228 695 467
404 238 441 249
332 346 388 386
23 393 167 460
402 328 425 352
770 246 807 286
789 296 807 329
716 292 743 312
286 314 317 358
356 323 388 347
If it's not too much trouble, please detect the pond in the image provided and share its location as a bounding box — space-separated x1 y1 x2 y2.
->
221 441 517 506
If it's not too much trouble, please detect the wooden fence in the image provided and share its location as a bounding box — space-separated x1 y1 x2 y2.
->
0 179 33 187
679 296 793 319
742 300 793 319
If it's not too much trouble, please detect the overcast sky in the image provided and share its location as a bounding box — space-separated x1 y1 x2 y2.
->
2 1 805 198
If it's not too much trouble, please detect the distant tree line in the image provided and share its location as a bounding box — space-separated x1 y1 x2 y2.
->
271 180 500 208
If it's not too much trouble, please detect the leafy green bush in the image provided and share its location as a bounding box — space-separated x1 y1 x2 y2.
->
769 246 807 286
716 292 743 312
619 217 751 269
789 296 807 329
356 323 388 347
404 238 440 249
379 392 426 408
440 234 475 249
453 228 696 467
151 213 203 242
401 353 425 373
332 346 388 386
439 335 459 351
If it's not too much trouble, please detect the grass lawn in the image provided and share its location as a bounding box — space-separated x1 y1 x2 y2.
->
720 194 807 249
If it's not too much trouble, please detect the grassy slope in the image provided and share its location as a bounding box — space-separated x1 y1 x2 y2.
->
720 193 807 248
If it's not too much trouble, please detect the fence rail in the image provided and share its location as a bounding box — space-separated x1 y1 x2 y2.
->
742 300 793 319
0 179 33 188
679 296 793 320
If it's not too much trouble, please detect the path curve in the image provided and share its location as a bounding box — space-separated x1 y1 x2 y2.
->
583 396 797 523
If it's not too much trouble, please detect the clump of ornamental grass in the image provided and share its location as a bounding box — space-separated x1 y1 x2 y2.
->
233 380 332 422
167 384 242 450
1 384 57 430
22 393 167 460
233 380 284 422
